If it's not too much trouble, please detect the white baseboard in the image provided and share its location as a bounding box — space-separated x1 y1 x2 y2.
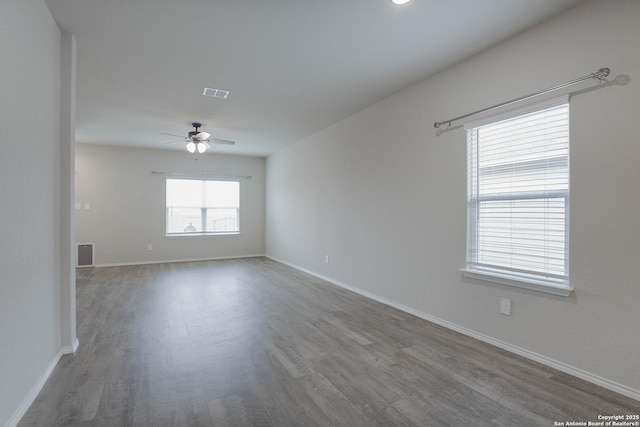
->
95 254 265 268
266 255 640 402
61 338 79 355
5 350 62 427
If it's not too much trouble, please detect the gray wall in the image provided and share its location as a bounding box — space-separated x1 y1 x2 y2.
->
75 144 265 265
266 0 640 396
0 0 63 425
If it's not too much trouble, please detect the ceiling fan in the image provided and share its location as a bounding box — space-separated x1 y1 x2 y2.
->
161 122 235 153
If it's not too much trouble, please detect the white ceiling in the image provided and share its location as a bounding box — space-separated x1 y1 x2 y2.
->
45 0 584 157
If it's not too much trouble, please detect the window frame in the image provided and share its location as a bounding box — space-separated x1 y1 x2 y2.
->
461 96 573 296
165 177 240 237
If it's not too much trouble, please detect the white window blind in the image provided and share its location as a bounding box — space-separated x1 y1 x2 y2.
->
464 101 571 294
166 178 239 235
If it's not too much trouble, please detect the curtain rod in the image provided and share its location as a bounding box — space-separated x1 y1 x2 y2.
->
151 171 252 179
433 67 610 129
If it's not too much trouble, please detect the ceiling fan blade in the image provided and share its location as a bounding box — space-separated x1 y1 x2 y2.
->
164 139 185 144
202 141 211 149
160 132 186 138
209 138 235 145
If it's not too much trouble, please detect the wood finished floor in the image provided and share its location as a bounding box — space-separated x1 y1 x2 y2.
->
19 257 637 426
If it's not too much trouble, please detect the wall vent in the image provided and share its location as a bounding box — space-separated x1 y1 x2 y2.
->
77 243 95 267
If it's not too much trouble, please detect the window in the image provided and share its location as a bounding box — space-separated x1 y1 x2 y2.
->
166 178 239 235
462 98 572 296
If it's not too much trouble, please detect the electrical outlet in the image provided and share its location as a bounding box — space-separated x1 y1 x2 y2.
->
147 244 153 251
500 297 511 316
325 255 330 264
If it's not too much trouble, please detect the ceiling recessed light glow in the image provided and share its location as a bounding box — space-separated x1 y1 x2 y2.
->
390 0 411 5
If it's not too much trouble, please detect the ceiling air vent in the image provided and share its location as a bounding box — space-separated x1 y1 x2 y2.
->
203 87 230 99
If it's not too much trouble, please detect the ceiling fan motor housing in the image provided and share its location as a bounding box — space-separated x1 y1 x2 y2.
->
188 122 202 138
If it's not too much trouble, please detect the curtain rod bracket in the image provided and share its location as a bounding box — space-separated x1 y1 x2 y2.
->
594 67 610 82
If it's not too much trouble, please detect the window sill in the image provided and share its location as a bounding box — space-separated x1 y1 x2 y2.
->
460 268 573 297
165 232 240 238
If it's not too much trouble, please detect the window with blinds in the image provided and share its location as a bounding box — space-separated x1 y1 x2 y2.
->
166 178 240 236
463 99 572 295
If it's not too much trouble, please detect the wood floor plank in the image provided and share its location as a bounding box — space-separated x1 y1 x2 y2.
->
17 257 638 426
248 348 336 426
399 342 566 424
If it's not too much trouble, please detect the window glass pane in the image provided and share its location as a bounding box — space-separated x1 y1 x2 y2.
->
167 207 202 233
475 197 566 276
167 179 203 208
204 208 238 232
204 181 239 208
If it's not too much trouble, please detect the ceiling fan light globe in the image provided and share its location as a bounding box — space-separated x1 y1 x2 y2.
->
197 143 207 153
186 141 196 153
